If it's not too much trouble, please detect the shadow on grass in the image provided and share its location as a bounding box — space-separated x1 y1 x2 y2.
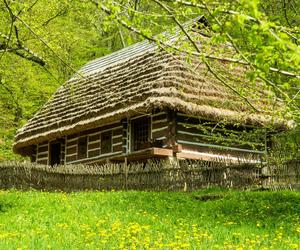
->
215 191 300 224
114 190 300 227
0 202 13 213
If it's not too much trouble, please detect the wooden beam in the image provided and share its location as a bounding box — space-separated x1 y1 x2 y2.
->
166 109 176 148
176 150 262 164
152 118 168 124
151 147 173 157
152 126 169 133
152 111 166 117
111 147 173 162
177 140 265 154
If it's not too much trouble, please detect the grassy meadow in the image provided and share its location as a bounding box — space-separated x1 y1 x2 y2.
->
0 189 300 249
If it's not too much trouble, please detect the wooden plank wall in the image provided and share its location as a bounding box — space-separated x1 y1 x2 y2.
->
36 140 65 165
151 111 169 148
65 122 123 164
35 110 171 165
34 110 266 165
36 143 49 165
176 113 266 159
112 127 123 153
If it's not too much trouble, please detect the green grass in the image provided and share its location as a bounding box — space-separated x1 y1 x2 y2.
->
0 189 300 249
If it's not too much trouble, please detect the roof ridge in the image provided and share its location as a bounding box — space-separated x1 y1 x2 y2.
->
71 15 206 79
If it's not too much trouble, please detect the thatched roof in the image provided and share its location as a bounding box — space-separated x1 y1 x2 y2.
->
13 20 292 155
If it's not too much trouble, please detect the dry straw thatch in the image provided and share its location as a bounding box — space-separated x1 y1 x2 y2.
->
13 29 292 155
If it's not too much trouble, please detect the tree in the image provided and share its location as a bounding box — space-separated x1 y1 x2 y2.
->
0 0 132 160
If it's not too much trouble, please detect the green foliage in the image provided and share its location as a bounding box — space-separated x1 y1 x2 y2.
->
270 127 300 162
0 189 300 249
0 0 142 160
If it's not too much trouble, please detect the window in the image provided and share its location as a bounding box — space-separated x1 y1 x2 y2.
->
50 142 61 166
78 136 87 159
131 117 150 151
31 145 37 163
101 131 112 154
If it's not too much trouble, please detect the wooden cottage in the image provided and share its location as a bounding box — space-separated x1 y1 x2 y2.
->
13 19 291 166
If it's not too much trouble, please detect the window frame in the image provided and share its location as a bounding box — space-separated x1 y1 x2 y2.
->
100 130 113 155
131 116 151 152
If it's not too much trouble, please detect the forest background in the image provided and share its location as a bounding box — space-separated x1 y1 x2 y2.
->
0 0 299 161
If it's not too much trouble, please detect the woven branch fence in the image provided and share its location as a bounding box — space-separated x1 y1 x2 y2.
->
0 159 299 191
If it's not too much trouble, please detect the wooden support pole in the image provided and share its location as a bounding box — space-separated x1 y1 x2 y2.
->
124 157 128 191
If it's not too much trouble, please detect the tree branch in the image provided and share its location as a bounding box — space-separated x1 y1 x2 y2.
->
152 0 259 111
2 1 80 74
0 32 45 66
199 0 292 100
97 1 300 81
14 15 78 74
27 0 40 12
42 9 68 27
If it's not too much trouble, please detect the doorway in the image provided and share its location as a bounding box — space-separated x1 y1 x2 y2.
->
50 142 61 166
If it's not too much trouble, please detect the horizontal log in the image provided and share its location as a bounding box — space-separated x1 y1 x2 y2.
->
88 142 100 150
89 134 100 142
37 145 48 153
36 152 48 158
113 144 123 152
152 118 168 124
66 122 122 140
176 132 263 151
177 123 265 146
178 139 265 154
113 128 123 136
66 146 77 155
38 142 48 148
152 126 168 133
66 155 77 162
113 136 122 144
111 147 172 162
176 151 261 164
88 149 100 158
152 121 168 130
152 147 173 157
66 140 77 146
177 120 265 141
68 151 122 164
181 144 245 157
152 128 169 140
152 113 167 122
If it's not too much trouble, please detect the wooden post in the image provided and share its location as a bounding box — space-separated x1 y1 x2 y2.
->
121 118 128 154
124 157 128 191
167 109 177 150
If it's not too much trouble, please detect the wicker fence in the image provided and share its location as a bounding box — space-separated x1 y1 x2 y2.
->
0 159 299 191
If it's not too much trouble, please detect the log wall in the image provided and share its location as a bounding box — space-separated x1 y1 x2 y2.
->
151 111 169 148
34 110 268 165
65 122 123 164
36 143 49 165
34 111 172 166
175 113 266 161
